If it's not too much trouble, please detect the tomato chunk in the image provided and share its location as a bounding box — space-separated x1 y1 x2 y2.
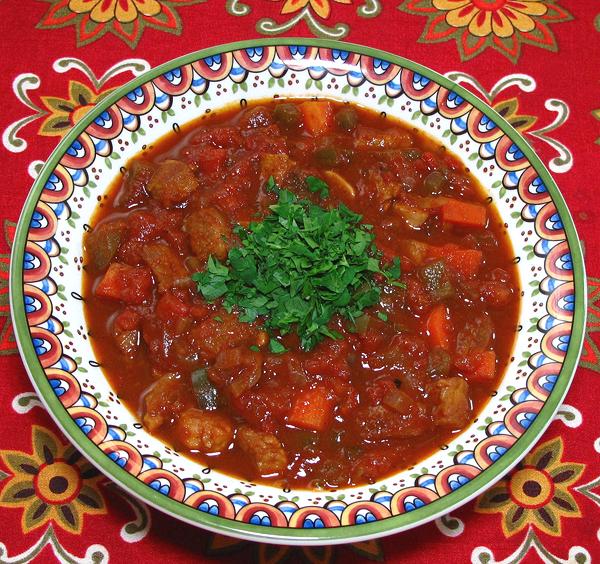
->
95 263 153 304
287 386 336 432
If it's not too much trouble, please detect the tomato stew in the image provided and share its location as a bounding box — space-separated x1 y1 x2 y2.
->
83 99 519 489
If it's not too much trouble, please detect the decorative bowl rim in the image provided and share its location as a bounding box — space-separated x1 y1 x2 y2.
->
9 38 587 545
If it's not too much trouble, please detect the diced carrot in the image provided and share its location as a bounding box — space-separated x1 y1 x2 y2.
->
459 350 497 382
300 101 333 136
95 263 154 304
428 244 483 277
287 386 336 432
441 200 487 228
156 292 190 322
426 304 452 350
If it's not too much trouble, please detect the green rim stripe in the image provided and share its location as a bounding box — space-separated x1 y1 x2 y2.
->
9 38 587 544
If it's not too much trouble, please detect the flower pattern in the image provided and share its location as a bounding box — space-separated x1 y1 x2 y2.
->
580 277 600 374
0 220 16 356
0 426 107 534
278 0 351 19
398 0 573 62
36 0 207 48
226 0 381 39
39 80 116 137
475 437 585 537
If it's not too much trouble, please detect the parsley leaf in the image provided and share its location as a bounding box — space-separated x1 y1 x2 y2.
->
192 180 404 351
305 175 329 199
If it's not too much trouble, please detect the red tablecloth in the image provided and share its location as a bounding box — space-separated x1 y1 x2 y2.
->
1 1 598 562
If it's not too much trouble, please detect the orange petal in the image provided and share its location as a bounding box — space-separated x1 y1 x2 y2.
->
468 8 492 37
115 0 137 22
281 0 310 15
504 6 536 32
433 0 470 10
132 0 161 17
310 0 331 18
491 9 514 38
446 4 478 28
506 1 548 16
68 0 102 14
90 0 117 22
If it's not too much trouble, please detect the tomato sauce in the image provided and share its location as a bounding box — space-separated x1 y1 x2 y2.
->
83 99 519 489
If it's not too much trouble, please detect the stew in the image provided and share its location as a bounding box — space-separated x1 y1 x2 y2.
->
83 98 519 489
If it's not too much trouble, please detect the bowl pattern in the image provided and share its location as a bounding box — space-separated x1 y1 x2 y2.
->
11 40 584 541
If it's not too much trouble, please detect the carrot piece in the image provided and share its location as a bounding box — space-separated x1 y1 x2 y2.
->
426 304 453 350
287 386 336 432
300 101 333 136
461 351 497 382
428 245 483 277
441 200 487 229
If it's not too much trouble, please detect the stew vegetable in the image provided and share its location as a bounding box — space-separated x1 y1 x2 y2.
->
84 99 519 489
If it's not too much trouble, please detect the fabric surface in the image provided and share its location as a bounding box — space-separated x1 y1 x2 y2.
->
0 1 598 562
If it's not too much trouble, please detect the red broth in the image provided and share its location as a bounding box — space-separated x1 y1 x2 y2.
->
83 99 519 489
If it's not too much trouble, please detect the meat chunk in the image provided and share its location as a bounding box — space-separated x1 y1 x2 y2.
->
189 312 257 361
175 408 233 452
183 208 230 263
84 220 127 271
95 263 154 304
147 159 199 207
259 153 295 185
353 405 430 441
355 126 413 150
118 159 156 206
141 242 189 292
142 374 191 432
236 426 287 476
208 347 263 399
433 377 471 428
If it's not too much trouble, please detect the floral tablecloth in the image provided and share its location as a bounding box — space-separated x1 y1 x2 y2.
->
1 1 598 562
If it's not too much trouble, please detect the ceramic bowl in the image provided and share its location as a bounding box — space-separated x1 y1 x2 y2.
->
9 39 586 545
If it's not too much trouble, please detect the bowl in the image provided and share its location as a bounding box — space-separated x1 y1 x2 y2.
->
9 39 586 545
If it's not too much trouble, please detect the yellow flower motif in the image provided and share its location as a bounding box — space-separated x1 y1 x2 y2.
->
476 437 585 537
38 81 115 137
433 0 548 38
0 426 106 534
68 0 162 24
278 0 351 20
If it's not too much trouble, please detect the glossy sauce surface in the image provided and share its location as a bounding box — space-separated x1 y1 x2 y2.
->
83 99 519 489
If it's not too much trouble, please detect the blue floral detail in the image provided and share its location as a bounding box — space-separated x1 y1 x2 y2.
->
404 497 425 512
488 446 507 462
49 378 65 396
520 412 537 429
249 514 271 526
560 253 573 271
449 475 470 490
303 517 325 528
155 93 168 104
289 45 307 56
30 211 43 229
542 374 557 392
198 502 219 515
108 451 127 467
149 480 170 495
75 417 92 435
66 139 83 157
557 334 570 351
24 295 36 314
355 512 376 524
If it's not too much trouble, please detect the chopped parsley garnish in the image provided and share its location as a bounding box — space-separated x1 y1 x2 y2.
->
192 178 405 351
